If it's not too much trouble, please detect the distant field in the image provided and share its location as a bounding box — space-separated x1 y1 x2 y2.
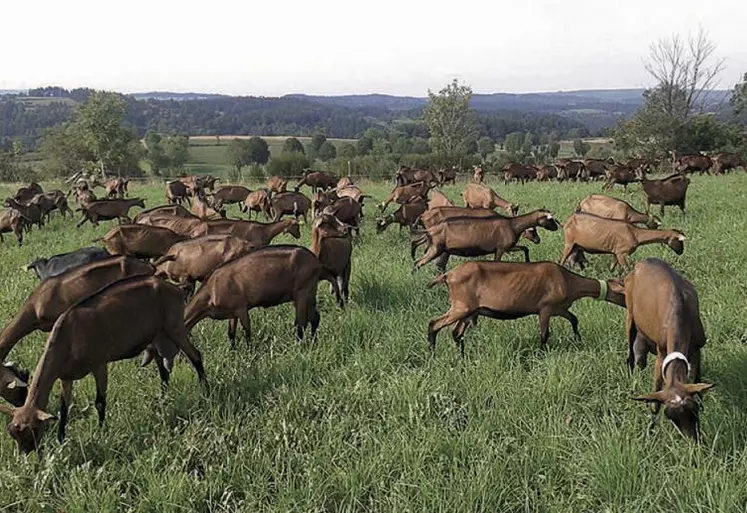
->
558 138 615 158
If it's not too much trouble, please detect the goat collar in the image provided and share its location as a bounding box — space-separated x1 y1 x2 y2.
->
596 280 607 301
662 351 691 377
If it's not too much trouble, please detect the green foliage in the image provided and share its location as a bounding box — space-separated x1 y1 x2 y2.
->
309 133 327 159
246 136 270 165
338 143 357 159
317 141 337 162
411 138 430 155
731 72 747 122
163 135 190 174
266 152 312 178
504 132 523 155
144 132 168 176
227 139 253 179
424 78 478 161
478 136 495 158
357 136 374 156
283 137 305 154
573 139 591 157
39 123 93 178
549 141 561 158
0 150 37 182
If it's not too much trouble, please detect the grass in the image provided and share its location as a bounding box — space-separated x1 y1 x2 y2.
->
1 174 747 511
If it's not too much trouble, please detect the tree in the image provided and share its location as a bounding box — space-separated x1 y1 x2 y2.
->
548 141 561 158
266 153 311 178
504 132 523 155
40 123 93 177
145 131 168 176
424 78 478 160
163 135 190 173
338 143 357 159
227 138 253 179
731 72 747 122
317 141 337 161
76 91 131 177
283 137 305 154
357 136 374 156
246 136 270 165
411 137 430 154
309 133 327 158
573 139 591 157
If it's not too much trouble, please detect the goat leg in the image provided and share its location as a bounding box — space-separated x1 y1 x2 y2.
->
625 313 638 373
538 309 551 350
93 365 108 426
557 310 580 340
236 310 252 348
451 320 469 358
58 379 73 443
227 318 238 350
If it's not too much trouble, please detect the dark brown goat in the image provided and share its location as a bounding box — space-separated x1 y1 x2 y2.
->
438 167 457 185
310 213 352 304
0 209 24 245
295 171 338 192
576 194 661 229
76 198 146 227
192 217 301 246
626 258 712 441
0 276 206 453
641 174 690 215
30 191 73 220
414 210 559 270
603 165 640 191
395 166 440 187
376 197 427 233
462 183 518 215
13 183 43 204
0 362 29 407
560 213 684 270
166 180 189 205
322 197 363 234
427 261 626 355
712 153 744 174
4 198 44 231
270 191 311 222
212 185 251 209
675 155 712 175
503 163 537 184
98 224 187 258
184 245 325 347
379 182 430 212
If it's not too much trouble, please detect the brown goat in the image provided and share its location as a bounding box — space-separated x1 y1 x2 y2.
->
295 171 338 192
212 185 251 209
137 214 204 238
675 155 712 175
503 163 537 184
0 276 206 453
560 213 685 270
0 362 29 407
190 193 224 220
76 198 145 227
379 182 430 212
427 261 626 356
270 191 311 222
0 208 24 245
242 189 272 219
98 224 187 258
712 153 744 174
336 185 369 204
555 160 587 181
641 174 690 215
166 180 189 205
337 177 354 189
74 187 97 208
625 258 712 441
438 167 457 185
535 165 558 181
415 210 559 270
322 197 363 235
104 177 129 199
30 191 73 220
154 235 257 295
192 218 301 246
376 197 427 233
4 198 44 231
0 256 154 363
184 245 325 347
473 166 484 184
395 167 440 187
603 164 640 191
310 213 352 304
428 190 454 209
576 194 661 229
13 183 44 204
134 204 197 224
267 176 288 194
463 183 518 215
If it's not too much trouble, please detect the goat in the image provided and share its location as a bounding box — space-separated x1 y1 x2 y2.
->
473 166 484 184
427 261 626 356
337 177 354 189
73 187 97 208
0 208 24 246
295 170 338 192
626 258 712 441
0 362 29 407
603 165 640 191
98 224 187 259
310 213 352 305
428 190 454 209
190 192 224 220
191 218 301 246
29 191 73 220
4 198 44 231
184 245 326 348
378 182 430 212
462 183 518 215
270 191 311 222
395 167 440 187
675 155 712 175
322 197 363 235
13 183 43 204
136 213 204 238
414 210 559 270
438 167 457 185
0 256 155 362
535 165 558 181
166 180 189 205
583 159 611 181
376 197 427 233
0 275 206 453
76 198 146 227
576 194 660 229
104 177 129 199
641 174 690 215
134 204 196 224
212 185 251 209
712 153 744 174
242 189 272 219
560 212 684 270
25 247 111 281
336 185 370 204
503 163 537 184
267 176 288 194
555 160 587 181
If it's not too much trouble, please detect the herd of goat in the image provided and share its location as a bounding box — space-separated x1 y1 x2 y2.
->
0 152 744 454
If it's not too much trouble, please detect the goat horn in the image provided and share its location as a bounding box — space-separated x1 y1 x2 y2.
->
6 379 27 389
678 235 686 241
3 361 16 368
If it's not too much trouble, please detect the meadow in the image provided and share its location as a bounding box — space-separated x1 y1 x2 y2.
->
1 173 747 512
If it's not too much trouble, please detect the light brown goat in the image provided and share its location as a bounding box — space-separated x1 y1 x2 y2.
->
428 190 454 209
560 213 685 270
462 183 518 215
625 258 712 441
190 193 224 220
414 210 559 270
184 245 325 347
576 194 661 229
137 212 204 238
242 189 272 219
134 204 197 224
473 166 484 184
427 261 626 356
191 218 301 246
76 198 145 227
0 208 24 245
378 182 430 212
376 197 427 233
267 176 288 194
98 224 187 258
310 213 352 304
0 276 206 453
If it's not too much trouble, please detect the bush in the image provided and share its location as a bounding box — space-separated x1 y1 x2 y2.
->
266 153 311 179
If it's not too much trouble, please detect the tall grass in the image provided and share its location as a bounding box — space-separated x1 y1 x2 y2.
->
1 174 747 511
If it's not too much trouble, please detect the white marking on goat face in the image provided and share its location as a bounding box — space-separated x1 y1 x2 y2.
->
677 235 685 242
545 213 553 220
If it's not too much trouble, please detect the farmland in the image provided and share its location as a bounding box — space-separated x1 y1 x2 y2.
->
1 174 747 511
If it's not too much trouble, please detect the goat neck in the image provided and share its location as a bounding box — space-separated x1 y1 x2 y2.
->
632 227 676 246
509 211 546 235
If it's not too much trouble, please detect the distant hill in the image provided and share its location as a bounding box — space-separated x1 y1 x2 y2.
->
131 91 229 101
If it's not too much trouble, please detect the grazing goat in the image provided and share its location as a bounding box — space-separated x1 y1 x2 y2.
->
0 276 206 453
376 197 427 233
463 183 518 215
212 185 251 209
184 245 326 347
4 198 44 231
438 167 457 185
1 362 29 407
640 174 690 215
576 194 660 229
0 256 155 362
379 182 430 212
414 210 558 270
560 213 684 270
270 191 311 222
267 176 287 194
395 167 440 187
25 247 111 280
295 171 338 192
427 261 625 355
603 165 640 191
626 258 712 441
242 189 272 219
0 208 24 245
190 192 224 220
76 198 145 227
322 197 363 235
310 213 352 305
192 218 301 246
428 190 454 209
134 204 196 224
98 224 187 258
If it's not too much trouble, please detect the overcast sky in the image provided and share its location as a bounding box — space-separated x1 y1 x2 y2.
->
2 0 745 96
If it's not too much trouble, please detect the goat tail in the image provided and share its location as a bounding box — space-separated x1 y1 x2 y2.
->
153 254 176 267
427 273 449 289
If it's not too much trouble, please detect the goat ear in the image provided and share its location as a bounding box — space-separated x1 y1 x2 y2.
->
608 279 625 294
632 390 667 403
35 409 57 423
0 404 15 417
682 383 714 396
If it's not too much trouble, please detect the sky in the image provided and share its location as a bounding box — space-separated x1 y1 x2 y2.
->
1 0 745 96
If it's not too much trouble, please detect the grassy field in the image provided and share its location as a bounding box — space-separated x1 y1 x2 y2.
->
1 174 747 511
